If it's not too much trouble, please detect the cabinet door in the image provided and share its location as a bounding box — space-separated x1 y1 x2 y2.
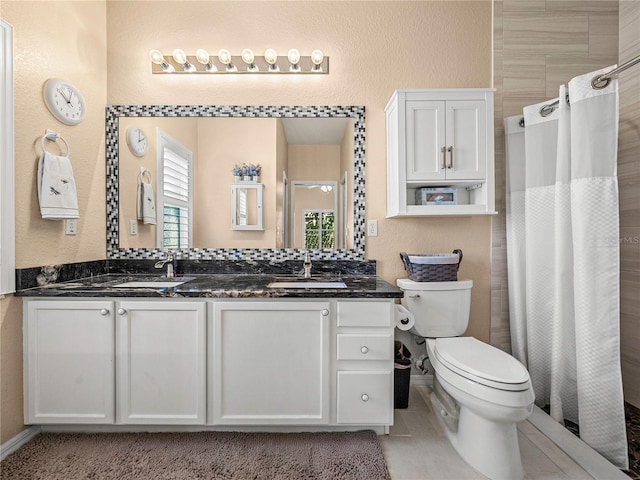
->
405 100 446 181
24 300 114 424
336 371 392 424
445 100 486 180
116 301 206 424
211 301 330 424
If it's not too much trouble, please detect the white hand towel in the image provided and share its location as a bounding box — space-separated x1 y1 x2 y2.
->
137 176 157 225
37 151 79 220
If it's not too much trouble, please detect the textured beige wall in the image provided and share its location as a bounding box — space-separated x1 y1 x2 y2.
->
619 0 640 409
1 1 107 444
0 0 492 445
491 0 620 352
106 0 493 341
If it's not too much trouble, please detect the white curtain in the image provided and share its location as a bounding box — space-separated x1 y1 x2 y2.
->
505 67 628 470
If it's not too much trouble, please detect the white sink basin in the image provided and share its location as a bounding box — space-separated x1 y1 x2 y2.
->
114 278 194 288
267 281 347 289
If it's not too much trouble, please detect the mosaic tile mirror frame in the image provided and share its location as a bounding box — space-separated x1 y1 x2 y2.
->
105 104 366 261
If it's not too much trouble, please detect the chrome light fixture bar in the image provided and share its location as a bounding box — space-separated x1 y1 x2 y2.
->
150 48 329 74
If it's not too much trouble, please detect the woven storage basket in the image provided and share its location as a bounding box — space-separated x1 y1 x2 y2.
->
399 249 463 282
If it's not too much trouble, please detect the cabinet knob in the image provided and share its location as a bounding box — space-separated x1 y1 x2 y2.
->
117 308 126 315
99 308 110 316
360 346 369 354
361 394 370 402
321 309 329 316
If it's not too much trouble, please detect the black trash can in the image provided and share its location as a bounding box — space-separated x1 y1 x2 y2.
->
394 340 412 409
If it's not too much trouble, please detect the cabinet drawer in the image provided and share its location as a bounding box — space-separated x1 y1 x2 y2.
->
336 371 392 424
337 301 392 327
337 334 392 361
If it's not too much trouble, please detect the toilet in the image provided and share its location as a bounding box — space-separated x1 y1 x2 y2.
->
397 278 535 480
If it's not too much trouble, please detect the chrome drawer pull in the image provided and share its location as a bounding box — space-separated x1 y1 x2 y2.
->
321 309 329 316
99 308 110 316
117 308 126 315
361 394 370 402
360 346 369 354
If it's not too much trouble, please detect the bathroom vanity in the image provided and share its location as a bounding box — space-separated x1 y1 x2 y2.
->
19 274 401 433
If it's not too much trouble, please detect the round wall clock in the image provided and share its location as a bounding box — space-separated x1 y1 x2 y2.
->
126 126 148 157
43 78 86 125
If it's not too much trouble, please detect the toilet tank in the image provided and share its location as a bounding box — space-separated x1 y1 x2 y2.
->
397 279 472 337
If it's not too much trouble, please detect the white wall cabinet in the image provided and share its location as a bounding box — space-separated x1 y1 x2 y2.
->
210 301 330 424
24 300 115 424
24 297 394 430
386 89 496 216
116 300 206 424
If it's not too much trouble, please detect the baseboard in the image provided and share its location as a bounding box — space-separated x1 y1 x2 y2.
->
528 406 628 480
0 425 41 462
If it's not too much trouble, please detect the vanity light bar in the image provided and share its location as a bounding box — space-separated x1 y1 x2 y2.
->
149 49 329 74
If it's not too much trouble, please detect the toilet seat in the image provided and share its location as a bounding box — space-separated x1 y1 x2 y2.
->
434 337 531 392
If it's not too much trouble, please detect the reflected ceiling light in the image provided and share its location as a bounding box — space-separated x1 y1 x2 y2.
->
241 48 258 72
218 49 237 72
264 48 279 72
195 49 217 72
287 48 301 72
149 48 329 74
311 49 324 71
172 49 196 72
149 49 175 72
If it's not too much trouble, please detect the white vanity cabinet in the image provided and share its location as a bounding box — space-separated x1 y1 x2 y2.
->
23 296 395 430
210 301 330 425
386 89 495 216
24 300 115 424
115 300 206 424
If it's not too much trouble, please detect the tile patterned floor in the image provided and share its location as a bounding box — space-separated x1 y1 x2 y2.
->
624 402 640 480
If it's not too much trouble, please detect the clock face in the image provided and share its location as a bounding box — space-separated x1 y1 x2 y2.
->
43 79 86 125
126 126 147 157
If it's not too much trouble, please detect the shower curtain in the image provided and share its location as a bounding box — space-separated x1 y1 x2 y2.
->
505 67 628 470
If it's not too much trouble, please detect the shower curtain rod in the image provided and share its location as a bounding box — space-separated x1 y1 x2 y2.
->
518 53 640 127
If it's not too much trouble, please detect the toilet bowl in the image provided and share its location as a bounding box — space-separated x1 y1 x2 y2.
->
397 279 535 480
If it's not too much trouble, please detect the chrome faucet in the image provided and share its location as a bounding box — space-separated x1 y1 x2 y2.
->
303 251 312 279
154 251 175 278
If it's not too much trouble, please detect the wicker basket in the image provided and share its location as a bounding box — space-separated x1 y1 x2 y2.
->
399 250 463 282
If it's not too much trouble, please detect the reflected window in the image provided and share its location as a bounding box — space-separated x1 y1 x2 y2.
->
157 130 192 249
303 210 335 249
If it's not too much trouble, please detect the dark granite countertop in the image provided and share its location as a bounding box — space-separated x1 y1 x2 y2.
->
15 273 403 299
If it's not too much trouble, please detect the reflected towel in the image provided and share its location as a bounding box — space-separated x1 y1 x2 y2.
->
137 181 157 225
37 151 79 220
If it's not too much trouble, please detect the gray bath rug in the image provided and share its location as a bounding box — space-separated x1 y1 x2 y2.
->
0 430 391 480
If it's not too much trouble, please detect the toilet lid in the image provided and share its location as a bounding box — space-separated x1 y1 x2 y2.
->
434 337 531 391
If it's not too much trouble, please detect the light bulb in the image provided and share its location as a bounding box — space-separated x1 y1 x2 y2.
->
241 48 258 72
311 49 324 66
241 49 255 64
287 49 300 65
149 49 174 72
172 49 187 65
195 49 210 64
218 49 232 65
195 49 217 71
149 49 166 65
264 49 278 65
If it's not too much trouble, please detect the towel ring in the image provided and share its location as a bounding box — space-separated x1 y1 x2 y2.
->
138 168 152 185
40 131 70 157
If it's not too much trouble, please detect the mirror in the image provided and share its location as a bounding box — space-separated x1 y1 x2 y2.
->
106 105 365 261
